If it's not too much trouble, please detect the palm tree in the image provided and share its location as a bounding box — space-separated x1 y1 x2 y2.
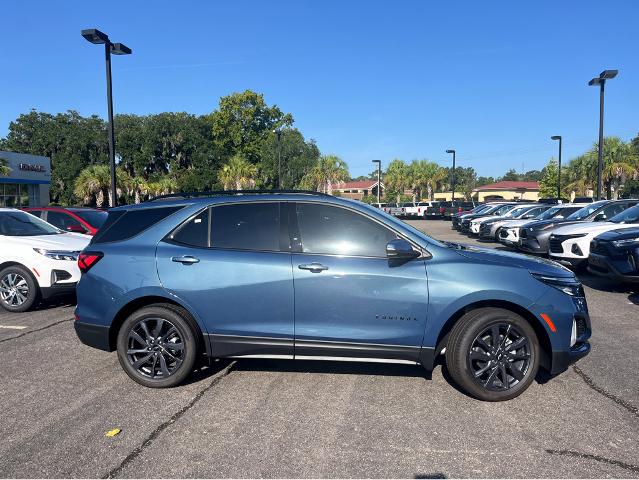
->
130 176 149 204
299 154 349 195
74 165 110 207
599 137 638 198
0 158 10 176
218 154 259 190
147 176 178 197
384 159 409 202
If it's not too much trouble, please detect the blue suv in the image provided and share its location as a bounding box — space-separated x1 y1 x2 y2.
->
74 191 591 401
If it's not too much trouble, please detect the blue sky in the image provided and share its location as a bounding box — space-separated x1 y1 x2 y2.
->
1 1 638 178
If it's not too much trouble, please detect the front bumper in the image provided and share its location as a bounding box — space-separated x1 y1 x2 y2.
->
549 255 586 268
41 282 77 300
550 342 591 375
588 252 639 283
74 320 112 351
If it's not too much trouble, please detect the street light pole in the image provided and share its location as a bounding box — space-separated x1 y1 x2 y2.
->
372 160 382 203
446 149 456 201
81 29 132 207
551 136 562 200
273 129 282 189
589 70 618 200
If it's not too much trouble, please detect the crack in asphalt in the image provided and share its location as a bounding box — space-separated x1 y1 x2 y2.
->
572 365 639 419
103 361 236 479
546 449 639 474
0 317 74 344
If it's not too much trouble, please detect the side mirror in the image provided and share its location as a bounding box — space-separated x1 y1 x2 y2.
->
593 213 606 222
66 224 86 233
386 239 421 260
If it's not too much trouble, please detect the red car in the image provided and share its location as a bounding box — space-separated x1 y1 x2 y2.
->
22 207 107 236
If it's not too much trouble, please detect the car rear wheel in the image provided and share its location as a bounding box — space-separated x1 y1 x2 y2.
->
446 308 539 401
117 305 198 388
0 265 39 312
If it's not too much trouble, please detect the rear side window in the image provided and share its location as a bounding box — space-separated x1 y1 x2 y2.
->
210 203 281 252
91 206 183 244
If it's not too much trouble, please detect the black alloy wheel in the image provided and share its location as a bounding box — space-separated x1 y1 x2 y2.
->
117 305 198 388
446 308 540 401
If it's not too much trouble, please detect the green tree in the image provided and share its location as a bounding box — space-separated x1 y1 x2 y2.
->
500 169 521 181
299 154 349 195
218 154 259 190
600 137 638 199
0 157 10 176
384 159 410 202
74 165 110 207
208 90 293 165
538 159 568 199
260 128 320 189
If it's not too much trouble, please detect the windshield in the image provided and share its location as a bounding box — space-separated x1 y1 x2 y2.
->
610 205 639 224
537 206 563 220
0 211 61 236
72 209 108 228
506 206 532 218
495 205 516 216
567 201 608 220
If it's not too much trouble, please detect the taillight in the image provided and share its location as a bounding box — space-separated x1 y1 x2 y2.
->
418 208 421 213
439 207 445 214
78 251 103 273
458 207 462 212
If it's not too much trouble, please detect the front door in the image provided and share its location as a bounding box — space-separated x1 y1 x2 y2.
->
290 202 429 362
156 202 295 358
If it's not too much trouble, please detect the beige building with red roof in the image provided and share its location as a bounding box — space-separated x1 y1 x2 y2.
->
471 181 540 202
333 180 384 200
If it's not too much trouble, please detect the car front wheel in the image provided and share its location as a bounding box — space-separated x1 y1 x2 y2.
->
0 265 39 312
116 305 198 388
446 308 539 401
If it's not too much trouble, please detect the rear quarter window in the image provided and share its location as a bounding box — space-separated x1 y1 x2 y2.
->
91 206 184 244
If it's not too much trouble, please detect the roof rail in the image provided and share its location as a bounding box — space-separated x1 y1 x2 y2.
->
149 189 333 202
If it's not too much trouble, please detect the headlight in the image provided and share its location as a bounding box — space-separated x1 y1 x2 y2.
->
611 237 639 248
531 273 585 297
33 248 79 261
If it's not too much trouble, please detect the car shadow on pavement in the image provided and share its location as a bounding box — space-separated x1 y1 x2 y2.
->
182 358 235 386
232 358 432 379
34 294 76 311
580 273 638 295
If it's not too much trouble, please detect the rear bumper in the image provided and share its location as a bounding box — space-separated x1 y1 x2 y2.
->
550 342 591 375
74 320 112 351
40 282 77 300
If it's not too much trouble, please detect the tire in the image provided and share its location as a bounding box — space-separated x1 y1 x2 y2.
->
446 308 539 401
0 265 40 312
117 305 198 388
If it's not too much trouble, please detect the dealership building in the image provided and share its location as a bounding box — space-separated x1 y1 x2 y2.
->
0 151 51 207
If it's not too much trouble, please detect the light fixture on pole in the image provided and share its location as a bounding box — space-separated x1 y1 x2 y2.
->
446 149 456 201
81 28 132 207
372 160 382 204
551 136 562 200
588 69 618 200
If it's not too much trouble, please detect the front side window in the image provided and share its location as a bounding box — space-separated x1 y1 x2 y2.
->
210 203 281 252
46 211 86 232
295 203 397 257
610 204 639 224
567 201 608 220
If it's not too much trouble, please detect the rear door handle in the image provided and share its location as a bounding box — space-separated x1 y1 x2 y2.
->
298 262 329 273
171 255 200 265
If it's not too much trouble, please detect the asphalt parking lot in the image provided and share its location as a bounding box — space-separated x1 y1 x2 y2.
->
1 219 638 478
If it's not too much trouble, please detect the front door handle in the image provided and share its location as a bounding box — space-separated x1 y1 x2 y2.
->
171 255 200 265
298 262 329 273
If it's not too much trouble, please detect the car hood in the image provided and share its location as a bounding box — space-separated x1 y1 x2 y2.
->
2 232 91 250
552 221 639 236
500 218 535 228
595 226 639 242
444 241 573 277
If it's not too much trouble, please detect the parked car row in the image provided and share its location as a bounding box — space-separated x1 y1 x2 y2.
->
450 199 639 283
375 200 478 219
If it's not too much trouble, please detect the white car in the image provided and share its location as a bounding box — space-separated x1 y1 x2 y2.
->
404 201 437 218
468 204 520 235
548 204 639 268
0 208 91 312
498 204 583 247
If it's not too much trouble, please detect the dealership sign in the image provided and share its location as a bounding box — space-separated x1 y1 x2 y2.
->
19 163 46 173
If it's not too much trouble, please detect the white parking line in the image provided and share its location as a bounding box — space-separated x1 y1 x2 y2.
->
0 325 27 330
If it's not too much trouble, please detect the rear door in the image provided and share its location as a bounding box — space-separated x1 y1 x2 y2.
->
290 202 429 362
156 202 295 358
